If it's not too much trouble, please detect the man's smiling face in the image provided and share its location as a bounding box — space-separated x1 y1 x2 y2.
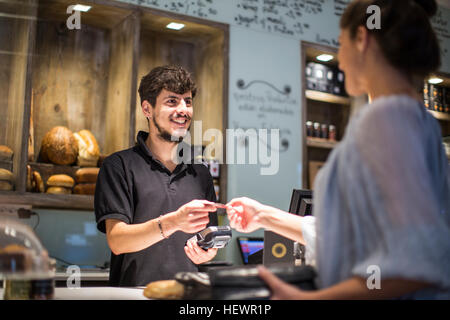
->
148 88 193 142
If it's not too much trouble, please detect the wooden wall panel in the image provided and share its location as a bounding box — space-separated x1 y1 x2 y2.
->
0 0 37 191
32 21 110 159
104 13 139 154
194 34 224 137
0 19 14 147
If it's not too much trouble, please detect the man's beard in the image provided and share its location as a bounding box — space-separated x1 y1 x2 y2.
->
152 115 190 143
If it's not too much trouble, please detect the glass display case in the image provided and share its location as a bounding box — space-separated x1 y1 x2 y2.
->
0 214 55 299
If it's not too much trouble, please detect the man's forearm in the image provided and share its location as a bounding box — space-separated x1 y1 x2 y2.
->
106 213 178 255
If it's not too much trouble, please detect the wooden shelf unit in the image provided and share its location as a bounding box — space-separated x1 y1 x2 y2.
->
0 0 229 210
425 72 450 138
301 41 354 189
306 90 351 105
306 137 338 149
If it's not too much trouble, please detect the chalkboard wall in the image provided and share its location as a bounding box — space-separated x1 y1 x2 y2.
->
122 0 450 71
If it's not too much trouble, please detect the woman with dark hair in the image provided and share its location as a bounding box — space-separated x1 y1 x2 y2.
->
226 0 450 299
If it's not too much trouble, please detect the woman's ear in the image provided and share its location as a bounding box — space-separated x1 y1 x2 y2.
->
355 25 370 53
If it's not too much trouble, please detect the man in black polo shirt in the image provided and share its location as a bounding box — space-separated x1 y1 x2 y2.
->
94 65 219 286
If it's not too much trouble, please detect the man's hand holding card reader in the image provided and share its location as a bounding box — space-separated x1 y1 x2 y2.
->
189 226 232 250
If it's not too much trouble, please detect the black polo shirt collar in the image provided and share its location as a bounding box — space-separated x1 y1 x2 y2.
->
136 131 195 177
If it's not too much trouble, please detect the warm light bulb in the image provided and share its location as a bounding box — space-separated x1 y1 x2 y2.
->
72 4 91 12
428 78 443 84
316 54 334 62
166 22 185 30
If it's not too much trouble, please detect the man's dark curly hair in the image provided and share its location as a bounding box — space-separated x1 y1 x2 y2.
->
138 65 197 107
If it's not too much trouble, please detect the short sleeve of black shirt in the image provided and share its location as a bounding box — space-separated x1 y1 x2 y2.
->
94 154 134 233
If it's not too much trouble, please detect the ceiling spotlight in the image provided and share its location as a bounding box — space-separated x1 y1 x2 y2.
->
428 77 443 84
72 4 91 12
316 54 334 62
166 22 185 30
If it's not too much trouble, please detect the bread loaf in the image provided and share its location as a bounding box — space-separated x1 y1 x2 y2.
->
40 126 78 165
0 168 14 191
0 145 13 161
0 244 28 253
26 165 32 192
74 130 100 167
47 174 75 188
73 183 96 195
143 280 184 299
75 167 99 183
46 186 72 195
0 244 33 273
32 171 45 193
0 180 13 191
0 168 13 182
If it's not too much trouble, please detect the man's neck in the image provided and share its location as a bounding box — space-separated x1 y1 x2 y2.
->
146 131 178 172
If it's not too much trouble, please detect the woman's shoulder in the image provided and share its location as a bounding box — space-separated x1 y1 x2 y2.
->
355 94 429 136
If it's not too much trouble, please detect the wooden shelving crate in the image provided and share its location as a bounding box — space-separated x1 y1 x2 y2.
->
0 0 229 209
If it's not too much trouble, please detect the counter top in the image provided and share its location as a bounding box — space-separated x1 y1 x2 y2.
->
0 287 149 300
55 270 109 282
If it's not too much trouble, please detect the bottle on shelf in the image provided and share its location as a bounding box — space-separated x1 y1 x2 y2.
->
306 121 313 137
329 125 337 141
320 124 328 139
313 122 321 138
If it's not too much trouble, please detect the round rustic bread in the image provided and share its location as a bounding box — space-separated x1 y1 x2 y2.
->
47 174 75 188
74 130 100 167
41 126 78 165
143 280 184 299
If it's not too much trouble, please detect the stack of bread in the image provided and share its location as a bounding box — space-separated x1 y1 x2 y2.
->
74 167 99 195
73 130 100 167
0 168 14 191
0 145 13 162
46 174 74 195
